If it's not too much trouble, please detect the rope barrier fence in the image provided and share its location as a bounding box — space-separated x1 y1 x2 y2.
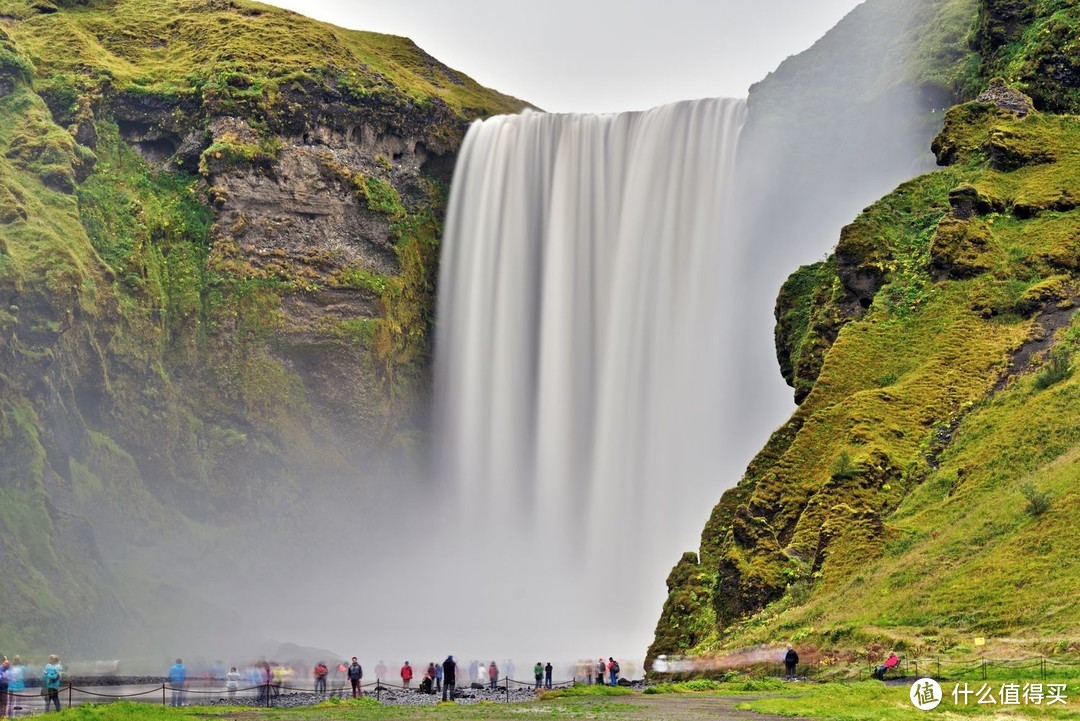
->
0 673 588 714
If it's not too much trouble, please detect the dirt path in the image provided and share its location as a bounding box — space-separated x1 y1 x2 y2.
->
619 694 808 721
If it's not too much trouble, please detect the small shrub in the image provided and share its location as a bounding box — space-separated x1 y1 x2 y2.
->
831 449 859 480
1034 346 1073 390
1020 483 1051 517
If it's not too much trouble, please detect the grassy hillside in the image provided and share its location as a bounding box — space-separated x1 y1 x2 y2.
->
0 0 525 654
650 0 1080 671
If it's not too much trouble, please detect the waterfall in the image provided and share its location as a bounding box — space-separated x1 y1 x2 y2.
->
435 98 747 658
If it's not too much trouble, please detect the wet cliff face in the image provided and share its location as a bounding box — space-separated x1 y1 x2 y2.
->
649 0 1080 669
0 0 525 654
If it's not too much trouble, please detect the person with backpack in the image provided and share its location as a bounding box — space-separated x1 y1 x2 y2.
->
347 657 363 698
42 655 62 713
400 661 413 689
784 645 799 681
608 657 619 686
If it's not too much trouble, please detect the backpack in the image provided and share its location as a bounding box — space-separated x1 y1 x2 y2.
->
611 661 620 675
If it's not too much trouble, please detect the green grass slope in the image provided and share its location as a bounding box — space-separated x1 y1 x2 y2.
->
650 93 1080 671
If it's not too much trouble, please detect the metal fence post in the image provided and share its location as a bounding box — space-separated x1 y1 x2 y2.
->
505 677 509 703
162 683 166 705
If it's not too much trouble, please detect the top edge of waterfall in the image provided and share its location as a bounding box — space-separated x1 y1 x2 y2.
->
471 96 747 124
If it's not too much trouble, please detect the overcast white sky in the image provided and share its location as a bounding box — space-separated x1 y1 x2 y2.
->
260 0 866 113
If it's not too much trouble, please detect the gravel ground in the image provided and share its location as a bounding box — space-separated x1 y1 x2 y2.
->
202 685 546 708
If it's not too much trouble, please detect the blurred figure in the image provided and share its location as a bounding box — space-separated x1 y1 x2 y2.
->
425 663 436 692
42 655 62 713
442 655 456 702
596 658 605 685
335 661 348 696
313 661 328 694
168 658 186 707
435 661 443 693
226 667 241 701
374 660 386 682
347 657 363 698
784 645 799 681
400 661 412 689
652 654 670 674
488 661 498 690
468 660 478 685
0 658 10 718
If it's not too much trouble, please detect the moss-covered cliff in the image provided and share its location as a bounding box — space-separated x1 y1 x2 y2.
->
0 0 525 653
650 0 1080 669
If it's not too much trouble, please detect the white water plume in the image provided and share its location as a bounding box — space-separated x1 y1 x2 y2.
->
435 98 747 659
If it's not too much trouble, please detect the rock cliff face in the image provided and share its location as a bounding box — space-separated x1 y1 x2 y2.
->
650 0 1080 668
0 0 525 653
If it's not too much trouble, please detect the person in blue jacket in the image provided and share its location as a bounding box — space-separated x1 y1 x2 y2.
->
168 658 187 707
42 655 62 713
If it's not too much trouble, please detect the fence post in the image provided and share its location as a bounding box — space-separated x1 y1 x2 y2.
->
981 661 986 681
505 677 509 703
162 683 166 705
377 680 381 702
1041 659 1046 681
67 683 72 709
266 682 271 708
937 659 940 679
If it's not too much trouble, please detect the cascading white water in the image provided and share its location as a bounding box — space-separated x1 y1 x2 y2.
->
436 98 747 659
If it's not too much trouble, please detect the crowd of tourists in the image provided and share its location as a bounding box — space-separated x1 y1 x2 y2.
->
0 652 627 713
0 655 62 716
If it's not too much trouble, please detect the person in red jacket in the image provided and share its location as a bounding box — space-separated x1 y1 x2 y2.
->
873 652 900 680
400 661 413 689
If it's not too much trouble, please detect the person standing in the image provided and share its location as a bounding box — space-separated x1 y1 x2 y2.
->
442 655 456 702
168 658 187 707
347 657 363 698
783 645 799 681
544 662 553 689
42 655 62 713
488 661 498 691
608 657 619 687
435 662 443 694
0 658 10 719
314 661 328 694
533 662 542 690
400 661 413 689
374 660 387 683
226 667 241 701
596 658 605 685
